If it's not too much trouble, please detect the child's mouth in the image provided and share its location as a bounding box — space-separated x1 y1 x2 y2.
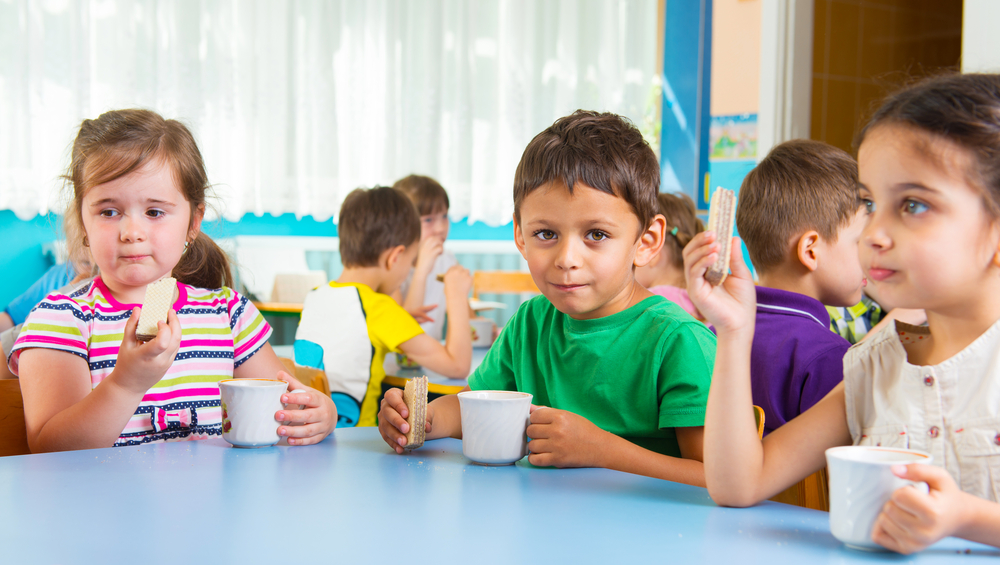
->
868 268 894 282
552 283 586 292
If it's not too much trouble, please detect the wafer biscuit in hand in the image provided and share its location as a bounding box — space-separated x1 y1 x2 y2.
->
136 277 177 342
706 188 737 286
402 376 428 449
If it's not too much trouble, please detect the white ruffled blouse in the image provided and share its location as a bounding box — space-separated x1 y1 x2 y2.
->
844 318 1000 502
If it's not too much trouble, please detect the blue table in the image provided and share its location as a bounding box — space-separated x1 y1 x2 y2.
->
0 428 993 563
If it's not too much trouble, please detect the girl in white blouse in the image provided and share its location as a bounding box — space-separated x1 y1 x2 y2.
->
686 73 1000 554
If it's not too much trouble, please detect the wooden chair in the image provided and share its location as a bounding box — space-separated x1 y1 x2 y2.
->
771 469 830 511
0 379 30 457
752 405 765 439
472 271 538 299
278 357 331 397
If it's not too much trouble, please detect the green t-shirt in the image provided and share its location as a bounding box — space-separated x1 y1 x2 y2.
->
469 294 717 458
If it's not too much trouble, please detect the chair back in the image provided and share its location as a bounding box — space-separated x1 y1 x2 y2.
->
752 405 765 439
770 469 830 512
472 271 538 299
0 379 30 457
278 357 331 397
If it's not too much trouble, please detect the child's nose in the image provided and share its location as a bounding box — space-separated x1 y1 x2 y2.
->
120 215 146 242
862 216 890 250
554 239 582 270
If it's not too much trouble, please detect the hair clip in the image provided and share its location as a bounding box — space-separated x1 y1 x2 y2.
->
670 227 679 237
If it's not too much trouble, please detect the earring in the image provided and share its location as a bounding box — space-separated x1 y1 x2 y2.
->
83 236 89 247
183 240 190 254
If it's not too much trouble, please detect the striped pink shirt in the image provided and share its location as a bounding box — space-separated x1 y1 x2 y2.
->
10 278 272 446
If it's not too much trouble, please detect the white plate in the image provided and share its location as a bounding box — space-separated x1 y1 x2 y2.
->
469 299 508 311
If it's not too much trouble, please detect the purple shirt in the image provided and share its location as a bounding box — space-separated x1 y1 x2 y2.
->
752 287 849 435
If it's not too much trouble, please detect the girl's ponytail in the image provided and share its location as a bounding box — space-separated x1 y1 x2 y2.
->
172 232 233 290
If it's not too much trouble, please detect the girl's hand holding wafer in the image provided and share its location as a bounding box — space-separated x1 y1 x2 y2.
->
114 307 183 395
683 232 756 335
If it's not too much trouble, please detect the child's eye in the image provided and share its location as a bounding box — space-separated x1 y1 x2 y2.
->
588 230 609 241
533 230 556 241
902 199 928 215
861 198 875 214
99 209 119 218
146 209 165 218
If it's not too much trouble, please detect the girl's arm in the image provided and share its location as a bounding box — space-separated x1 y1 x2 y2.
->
401 237 444 315
20 309 182 452
397 265 472 378
234 342 336 445
684 233 852 506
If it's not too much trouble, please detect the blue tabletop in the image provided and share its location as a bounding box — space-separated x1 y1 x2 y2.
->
0 427 993 564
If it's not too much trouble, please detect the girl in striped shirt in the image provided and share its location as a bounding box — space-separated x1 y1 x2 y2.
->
10 109 336 452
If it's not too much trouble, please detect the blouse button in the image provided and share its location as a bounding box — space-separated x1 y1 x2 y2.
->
923 376 934 386
995 434 1000 446
928 426 940 438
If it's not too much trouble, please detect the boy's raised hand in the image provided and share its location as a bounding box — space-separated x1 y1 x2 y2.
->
378 387 434 454
114 307 183 395
525 405 609 468
442 264 473 299
683 232 757 334
274 371 337 446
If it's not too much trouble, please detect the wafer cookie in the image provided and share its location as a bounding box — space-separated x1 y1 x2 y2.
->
136 277 177 341
706 188 737 286
402 376 428 449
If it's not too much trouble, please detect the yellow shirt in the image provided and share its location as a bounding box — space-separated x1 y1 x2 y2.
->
295 281 423 427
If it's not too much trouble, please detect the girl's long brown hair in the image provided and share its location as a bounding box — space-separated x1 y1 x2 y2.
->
64 109 233 289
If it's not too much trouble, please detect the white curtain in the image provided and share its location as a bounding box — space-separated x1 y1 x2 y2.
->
0 0 658 225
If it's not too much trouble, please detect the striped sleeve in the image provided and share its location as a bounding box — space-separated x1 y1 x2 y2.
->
227 288 272 367
8 291 91 375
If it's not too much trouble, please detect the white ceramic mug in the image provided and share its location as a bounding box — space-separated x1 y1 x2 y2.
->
220 379 305 448
458 390 532 465
825 446 932 551
469 318 497 348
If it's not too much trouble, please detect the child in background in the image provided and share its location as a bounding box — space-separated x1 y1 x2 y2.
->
11 109 336 452
687 73 1000 553
379 111 716 486
294 186 472 427
392 175 459 340
729 139 864 435
634 192 703 319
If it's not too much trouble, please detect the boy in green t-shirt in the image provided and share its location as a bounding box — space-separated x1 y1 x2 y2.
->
378 111 717 485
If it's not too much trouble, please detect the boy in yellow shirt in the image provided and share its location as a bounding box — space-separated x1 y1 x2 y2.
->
294 186 472 427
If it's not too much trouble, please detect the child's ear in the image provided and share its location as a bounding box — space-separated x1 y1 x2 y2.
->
796 230 821 272
634 214 666 268
188 203 205 241
513 214 528 261
384 245 407 270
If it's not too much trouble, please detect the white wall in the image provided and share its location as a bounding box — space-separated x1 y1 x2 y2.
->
963 0 1000 72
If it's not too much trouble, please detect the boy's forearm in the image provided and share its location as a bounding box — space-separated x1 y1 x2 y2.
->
443 291 471 374
427 393 464 440
592 431 706 487
959 494 1000 548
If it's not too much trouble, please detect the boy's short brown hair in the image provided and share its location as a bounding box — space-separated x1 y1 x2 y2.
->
736 139 860 274
338 186 421 268
513 110 659 232
393 174 450 216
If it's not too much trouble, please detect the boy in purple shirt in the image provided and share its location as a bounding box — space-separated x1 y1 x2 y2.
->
734 140 865 434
